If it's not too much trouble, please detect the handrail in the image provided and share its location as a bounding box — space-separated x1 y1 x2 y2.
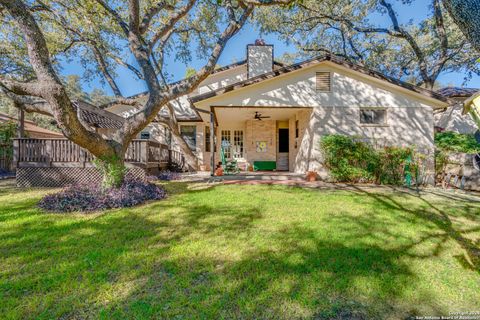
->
13 138 182 168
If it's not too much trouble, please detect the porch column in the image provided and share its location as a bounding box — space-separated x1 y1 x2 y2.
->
210 110 215 176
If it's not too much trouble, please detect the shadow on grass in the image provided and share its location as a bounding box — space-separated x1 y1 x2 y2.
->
347 186 480 274
1 182 478 319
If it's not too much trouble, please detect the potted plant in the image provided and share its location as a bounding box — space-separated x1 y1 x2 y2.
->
215 163 224 176
305 171 318 182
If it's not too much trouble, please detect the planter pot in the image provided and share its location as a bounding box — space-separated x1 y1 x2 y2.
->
248 164 254 172
215 167 224 176
305 171 318 182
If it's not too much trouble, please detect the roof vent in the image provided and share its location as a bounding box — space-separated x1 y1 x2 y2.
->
247 41 273 79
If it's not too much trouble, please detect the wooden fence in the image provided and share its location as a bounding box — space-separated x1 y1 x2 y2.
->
14 138 184 169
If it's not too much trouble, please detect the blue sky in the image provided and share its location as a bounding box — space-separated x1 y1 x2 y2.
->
59 1 480 97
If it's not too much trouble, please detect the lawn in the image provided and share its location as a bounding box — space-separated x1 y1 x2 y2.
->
1 180 480 319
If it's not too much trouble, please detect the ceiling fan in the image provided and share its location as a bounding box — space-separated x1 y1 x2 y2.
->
254 111 271 121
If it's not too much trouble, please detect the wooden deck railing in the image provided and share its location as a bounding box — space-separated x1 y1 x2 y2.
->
13 138 184 169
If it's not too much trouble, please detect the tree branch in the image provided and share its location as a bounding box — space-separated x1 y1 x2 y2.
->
0 76 43 97
139 0 176 34
94 0 130 36
433 0 448 60
169 5 254 96
107 54 144 80
0 85 53 116
124 4 254 140
149 0 196 50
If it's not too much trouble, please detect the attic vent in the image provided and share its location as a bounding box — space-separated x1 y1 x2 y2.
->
316 72 331 92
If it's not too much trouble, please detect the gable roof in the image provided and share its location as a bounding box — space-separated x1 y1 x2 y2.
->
190 54 452 105
437 87 478 98
104 59 286 121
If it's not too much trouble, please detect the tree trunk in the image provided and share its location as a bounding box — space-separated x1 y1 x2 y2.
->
94 151 127 189
443 0 480 52
171 133 198 171
161 103 199 172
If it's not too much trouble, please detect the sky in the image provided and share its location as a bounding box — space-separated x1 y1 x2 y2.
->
58 0 480 97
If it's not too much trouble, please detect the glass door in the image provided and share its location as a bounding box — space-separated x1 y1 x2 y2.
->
221 130 244 159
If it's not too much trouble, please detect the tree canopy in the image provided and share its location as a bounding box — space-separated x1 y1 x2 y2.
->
257 0 479 89
0 0 295 185
443 0 480 53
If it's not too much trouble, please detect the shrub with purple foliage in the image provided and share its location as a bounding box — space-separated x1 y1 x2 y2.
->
38 176 167 213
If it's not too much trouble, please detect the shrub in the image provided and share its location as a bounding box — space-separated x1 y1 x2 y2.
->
378 147 415 185
320 135 379 183
320 135 418 185
321 135 378 182
38 176 166 213
435 131 480 154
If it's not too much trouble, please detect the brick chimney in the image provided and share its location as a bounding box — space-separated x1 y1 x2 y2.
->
247 39 273 79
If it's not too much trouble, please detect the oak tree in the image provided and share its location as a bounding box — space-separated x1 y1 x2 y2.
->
0 0 294 187
257 0 479 89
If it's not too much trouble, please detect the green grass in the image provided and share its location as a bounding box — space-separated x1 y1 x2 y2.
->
1 180 480 319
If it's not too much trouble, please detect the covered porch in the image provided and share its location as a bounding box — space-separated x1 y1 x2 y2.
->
208 106 312 175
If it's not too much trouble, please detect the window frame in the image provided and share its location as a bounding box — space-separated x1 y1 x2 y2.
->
359 107 388 127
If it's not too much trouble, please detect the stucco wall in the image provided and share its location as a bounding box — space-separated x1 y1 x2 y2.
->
434 104 478 134
292 106 434 177
196 66 247 95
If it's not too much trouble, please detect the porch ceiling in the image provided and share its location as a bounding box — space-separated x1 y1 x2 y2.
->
213 106 310 124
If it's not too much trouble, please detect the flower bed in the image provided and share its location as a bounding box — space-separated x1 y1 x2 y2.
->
38 176 166 213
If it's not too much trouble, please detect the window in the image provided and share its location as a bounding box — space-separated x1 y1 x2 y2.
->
316 72 331 92
295 120 299 138
360 108 387 125
140 132 150 140
205 126 211 152
221 130 231 158
180 125 196 150
233 130 244 158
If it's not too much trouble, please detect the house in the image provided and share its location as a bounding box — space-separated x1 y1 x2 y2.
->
434 87 479 134
107 42 452 179
0 112 64 138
